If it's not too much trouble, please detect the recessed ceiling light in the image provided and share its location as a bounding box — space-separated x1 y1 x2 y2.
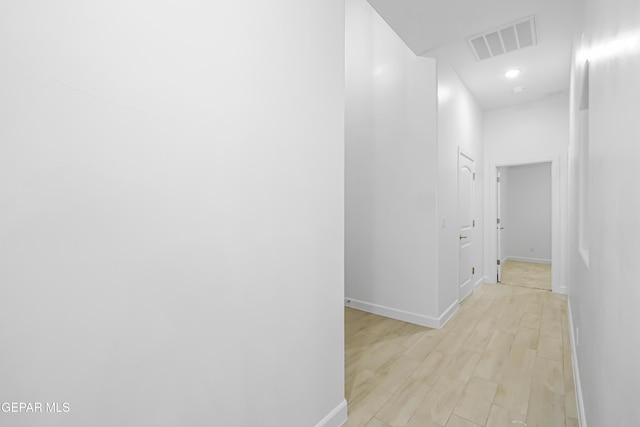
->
505 69 521 78
513 86 525 93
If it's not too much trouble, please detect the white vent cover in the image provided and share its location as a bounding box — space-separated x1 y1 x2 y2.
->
468 16 537 61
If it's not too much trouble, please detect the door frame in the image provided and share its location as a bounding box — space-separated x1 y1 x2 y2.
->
488 156 564 294
496 170 503 282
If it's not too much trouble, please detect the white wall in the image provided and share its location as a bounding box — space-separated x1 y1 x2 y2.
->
567 0 640 425
0 2 346 426
502 163 552 263
344 1 485 326
345 0 439 325
484 97 570 162
436 59 484 310
484 96 569 290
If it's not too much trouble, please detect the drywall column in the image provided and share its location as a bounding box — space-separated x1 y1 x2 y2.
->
436 59 484 312
0 1 346 426
345 0 439 326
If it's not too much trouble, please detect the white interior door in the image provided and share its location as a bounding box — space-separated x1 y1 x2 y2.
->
458 151 475 300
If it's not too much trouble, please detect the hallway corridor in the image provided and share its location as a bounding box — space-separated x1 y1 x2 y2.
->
345 284 577 426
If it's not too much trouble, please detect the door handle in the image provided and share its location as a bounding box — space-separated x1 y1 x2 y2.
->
459 235 468 240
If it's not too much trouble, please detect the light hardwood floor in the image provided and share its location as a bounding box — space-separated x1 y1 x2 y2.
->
344 284 578 427
500 261 551 291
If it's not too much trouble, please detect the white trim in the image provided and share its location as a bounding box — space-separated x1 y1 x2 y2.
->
344 298 458 329
487 156 565 293
503 256 552 264
567 300 587 427
438 299 459 328
473 277 485 291
314 399 348 427
578 247 590 269
480 276 493 288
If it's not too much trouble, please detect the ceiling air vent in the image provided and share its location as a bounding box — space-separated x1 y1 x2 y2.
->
468 16 537 61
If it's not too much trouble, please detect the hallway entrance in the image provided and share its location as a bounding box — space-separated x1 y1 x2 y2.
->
496 162 552 292
490 158 562 294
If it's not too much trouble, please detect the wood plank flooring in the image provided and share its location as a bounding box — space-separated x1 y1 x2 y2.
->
500 261 551 291
344 284 578 427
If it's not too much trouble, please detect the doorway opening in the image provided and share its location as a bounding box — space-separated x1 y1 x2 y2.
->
496 162 553 291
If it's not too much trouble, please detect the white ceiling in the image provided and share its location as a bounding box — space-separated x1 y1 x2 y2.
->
366 0 579 110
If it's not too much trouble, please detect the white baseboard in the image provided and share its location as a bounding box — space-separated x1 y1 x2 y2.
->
315 399 348 427
484 274 497 284
567 299 587 427
473 277 485 291
438 299 459 328
344 298 458 329
503 256 552 264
